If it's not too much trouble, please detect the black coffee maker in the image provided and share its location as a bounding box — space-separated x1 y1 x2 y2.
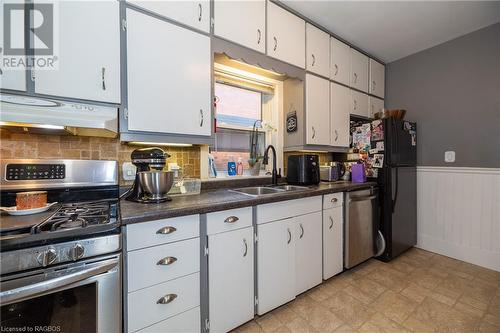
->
125 147 170 203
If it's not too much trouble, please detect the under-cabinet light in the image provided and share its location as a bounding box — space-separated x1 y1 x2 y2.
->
0 121 65 130
128 142 193 147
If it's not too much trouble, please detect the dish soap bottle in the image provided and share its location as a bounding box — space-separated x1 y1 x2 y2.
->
236 157 244 176
227 156 237 176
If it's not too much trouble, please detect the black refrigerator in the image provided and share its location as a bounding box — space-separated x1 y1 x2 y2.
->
373 118 417 261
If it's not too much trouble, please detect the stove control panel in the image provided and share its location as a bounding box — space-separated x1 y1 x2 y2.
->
6 164 65 180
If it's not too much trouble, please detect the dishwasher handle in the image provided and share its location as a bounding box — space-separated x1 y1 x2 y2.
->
349 195 377 202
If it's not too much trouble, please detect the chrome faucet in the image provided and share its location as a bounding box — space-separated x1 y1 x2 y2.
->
263 145 279 186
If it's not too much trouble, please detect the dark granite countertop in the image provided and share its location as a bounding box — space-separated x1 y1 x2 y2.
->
120 181 377 225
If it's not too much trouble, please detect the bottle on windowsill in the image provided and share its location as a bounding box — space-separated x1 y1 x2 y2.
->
236 157 244 176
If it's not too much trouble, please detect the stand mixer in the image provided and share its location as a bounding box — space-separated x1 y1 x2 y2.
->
124 147 174 203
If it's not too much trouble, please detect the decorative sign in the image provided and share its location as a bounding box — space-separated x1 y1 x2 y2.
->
286 110 297 133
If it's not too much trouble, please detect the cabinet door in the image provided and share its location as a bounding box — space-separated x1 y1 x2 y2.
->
214 0 265 53
306 23 330 77
351 89 369 117
267 1 305 69
305 74 330 145
330 38 350 86
369 59 385 98
128 0 210 33
350 49 369 92
295 212 322 295
209 227 254 333
257 219 295 315
126 9 211 136
323 207 343 279
34 1 120 103
330 82 350 147
369 96 384 118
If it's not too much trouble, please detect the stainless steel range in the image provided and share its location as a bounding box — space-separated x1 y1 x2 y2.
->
0 159 121 333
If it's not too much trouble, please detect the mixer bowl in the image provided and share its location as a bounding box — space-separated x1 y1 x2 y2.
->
138 171 174 199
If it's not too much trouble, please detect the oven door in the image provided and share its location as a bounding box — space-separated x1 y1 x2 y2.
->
0 254 121 333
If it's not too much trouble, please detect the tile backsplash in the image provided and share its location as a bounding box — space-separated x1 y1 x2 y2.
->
0 130 201 185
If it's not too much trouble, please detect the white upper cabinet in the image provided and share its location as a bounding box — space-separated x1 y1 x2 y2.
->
306 23 330 77
351 89 369 117
128 0 210 33
330 38 350 86
126 9 211 136
330 82 350 147
369 96 384 118
369 59 385 98
267 1 305 69
34 1 120 103
350 48 369 93
305 74 330 146
214 0 265 53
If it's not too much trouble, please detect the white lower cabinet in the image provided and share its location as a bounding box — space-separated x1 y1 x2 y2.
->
136 306 201 333
323 206 344 279
257 217 296 315
208 226 254 333
295 212 323 294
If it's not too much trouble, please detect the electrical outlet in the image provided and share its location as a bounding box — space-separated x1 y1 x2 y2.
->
122 162 136 181
444 151 455 163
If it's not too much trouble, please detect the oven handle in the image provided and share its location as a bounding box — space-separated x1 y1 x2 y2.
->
0 261 117 305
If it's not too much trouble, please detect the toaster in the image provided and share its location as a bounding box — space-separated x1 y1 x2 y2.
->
320 162 346 182
286 155 320 185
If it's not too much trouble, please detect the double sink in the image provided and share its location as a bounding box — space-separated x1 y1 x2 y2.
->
230 185 308 197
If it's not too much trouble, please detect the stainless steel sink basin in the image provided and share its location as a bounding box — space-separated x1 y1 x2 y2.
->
230 185 308 197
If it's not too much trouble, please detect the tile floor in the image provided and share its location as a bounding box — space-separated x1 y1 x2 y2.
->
234 248 500 333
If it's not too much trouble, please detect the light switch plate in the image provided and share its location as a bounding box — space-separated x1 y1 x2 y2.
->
444 151 455 163
122 162 137 181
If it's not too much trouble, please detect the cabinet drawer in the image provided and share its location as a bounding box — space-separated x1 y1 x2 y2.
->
127 272 200 332
127 238 200 292
136 307 200 333
126 215 199 251
256 196 322 224
323 193 344 209
206 207 253 235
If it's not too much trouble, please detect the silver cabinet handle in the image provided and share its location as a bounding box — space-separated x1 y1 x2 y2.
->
101 67 106 91
329 216 334 229
334 129 338 142
157 256 177 266
299 223 304 239
197 3 202 22
157 294 177 305
311 54 316 66
353 99 358 110
287 228 291 244
199 109 203 127
372 80 376 91
353 72 358 83
224 216 239 223
156 226 177 234
312 126 316 139
257 29 261 44
334 64 339 76
243 238 248 257
273 36 277 51
331 197 338 203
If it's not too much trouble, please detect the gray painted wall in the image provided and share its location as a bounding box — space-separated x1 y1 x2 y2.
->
386 23 500 168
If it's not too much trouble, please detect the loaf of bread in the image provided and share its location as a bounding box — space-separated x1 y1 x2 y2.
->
16 191 47 210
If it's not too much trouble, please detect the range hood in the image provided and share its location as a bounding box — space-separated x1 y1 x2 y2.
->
0 94 118 137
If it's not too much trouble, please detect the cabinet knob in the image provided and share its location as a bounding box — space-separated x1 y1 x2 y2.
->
334 64 339 76
273 37 278 51
353 99 357 110
224 216 239 223
157 294 177 304
157 256 177 266
101 67 106 91
312 126 316 139
334 130 338 142
329 216 334 229
299 223 304 239
257 29 261 44
197 3 202 22
156 226 177 235
199 109 204 127
353 72 358 83
287 228 292 244
372 80 376 91
311 54 316 67
331 197 338 203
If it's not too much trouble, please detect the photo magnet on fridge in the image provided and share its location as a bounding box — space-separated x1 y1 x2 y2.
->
373 154 384 168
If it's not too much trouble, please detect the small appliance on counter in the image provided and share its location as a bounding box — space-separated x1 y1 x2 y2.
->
320 162 346 182
351 163 367 183
286 154 320 185
124 147 174 203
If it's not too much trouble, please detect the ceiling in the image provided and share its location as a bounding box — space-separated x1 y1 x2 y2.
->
281 1 500 63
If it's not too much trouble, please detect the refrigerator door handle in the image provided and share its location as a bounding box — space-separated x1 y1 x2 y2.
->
392 167 399 213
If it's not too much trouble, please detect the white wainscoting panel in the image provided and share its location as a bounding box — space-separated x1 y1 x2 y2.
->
417 166 500 272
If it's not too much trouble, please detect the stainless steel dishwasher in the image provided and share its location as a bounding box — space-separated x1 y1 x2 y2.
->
345 187 379 269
